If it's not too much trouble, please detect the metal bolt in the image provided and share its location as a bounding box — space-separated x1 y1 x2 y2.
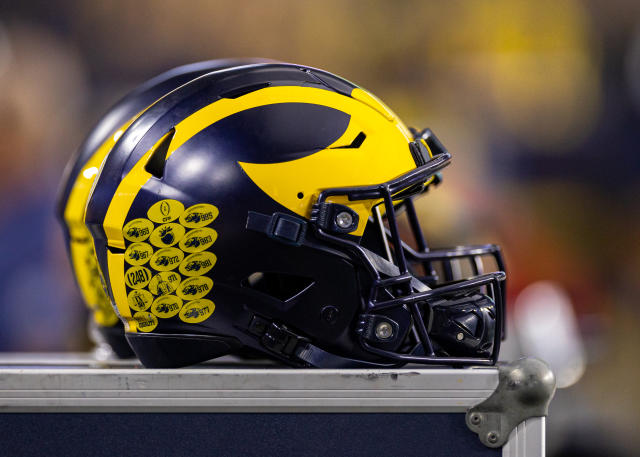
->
375 321 393 340
469 413 482 425
335 211 353 229
487 432 499 444
456 332 464 341
321 306 340 324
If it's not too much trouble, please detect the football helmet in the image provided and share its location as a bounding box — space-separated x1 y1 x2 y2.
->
85 63 506 368
57 58 270 357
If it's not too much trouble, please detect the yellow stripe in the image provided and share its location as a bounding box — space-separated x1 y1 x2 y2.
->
107 250 136 332
103 130 174 249
68 238 119 327
64 124 130 235
63 122 132 326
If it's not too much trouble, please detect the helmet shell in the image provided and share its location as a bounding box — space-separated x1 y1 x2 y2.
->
86 63 418 366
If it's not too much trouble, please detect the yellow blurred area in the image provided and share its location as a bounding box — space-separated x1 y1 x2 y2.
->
66 1 600 146
447 0 600 150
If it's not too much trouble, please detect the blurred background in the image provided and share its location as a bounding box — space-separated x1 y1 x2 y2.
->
0 0 638 455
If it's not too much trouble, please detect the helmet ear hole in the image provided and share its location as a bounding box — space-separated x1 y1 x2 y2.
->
297 192 304 199
242 271 315 303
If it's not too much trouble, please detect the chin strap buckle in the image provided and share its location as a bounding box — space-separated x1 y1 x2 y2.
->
248 315 310 363
247 314 400 369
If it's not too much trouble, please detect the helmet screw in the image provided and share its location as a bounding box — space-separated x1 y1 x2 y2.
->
375 321 393 340
487 431 499 444
335 211 353 229
456 332 464 341
469 413 482 425
321 305 340 324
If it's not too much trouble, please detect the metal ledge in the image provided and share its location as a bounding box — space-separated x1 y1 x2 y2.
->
0 352 498 413
0 353 546 456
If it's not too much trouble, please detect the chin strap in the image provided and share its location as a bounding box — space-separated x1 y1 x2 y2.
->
248 314 396 368
295 343 396 368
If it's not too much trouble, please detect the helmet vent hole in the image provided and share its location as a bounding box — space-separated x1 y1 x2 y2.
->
241 271 315 303
145 128 175 179
331 131 366 149
107 245 126 255
297 192 304 199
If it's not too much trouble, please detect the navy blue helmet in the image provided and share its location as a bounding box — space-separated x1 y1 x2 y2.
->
85 62 506 368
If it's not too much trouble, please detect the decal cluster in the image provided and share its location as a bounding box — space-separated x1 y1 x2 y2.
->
121 199 218 332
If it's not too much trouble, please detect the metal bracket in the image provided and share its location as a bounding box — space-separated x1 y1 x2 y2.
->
465 357 556 448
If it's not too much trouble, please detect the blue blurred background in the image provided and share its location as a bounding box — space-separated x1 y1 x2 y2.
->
0 1 638 455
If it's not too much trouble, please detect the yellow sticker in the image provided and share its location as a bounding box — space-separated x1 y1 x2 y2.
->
128 289 154 312
148 271 181 296
149 247 184 271
124 242 153 266
178 227 218 253
124 266 152 289
177 276 213 300
149 223 185 248
179 252 217 277
147 199 185 224
151 295 183 318
179 203 219 228
133 311 158 332
123 218 154 242
179 299 215 324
